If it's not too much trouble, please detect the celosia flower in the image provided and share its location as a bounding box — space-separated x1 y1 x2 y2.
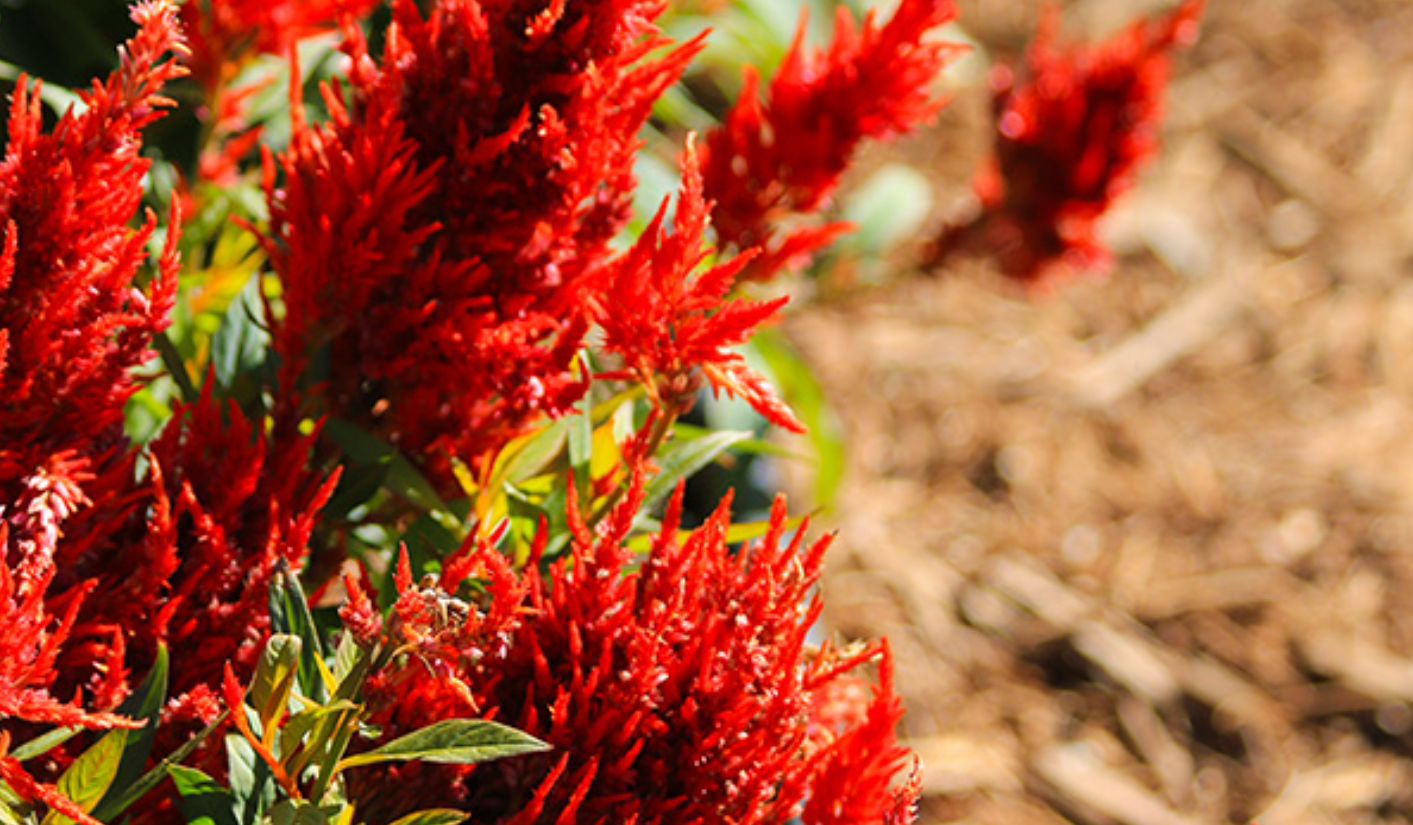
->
1 523 136 732
1 0 184 505
262 0 702 478
953 0 1204 283
344 481 918 824
1 0 184 728
595 140 803 431
702 0 959 277
60 389 337 710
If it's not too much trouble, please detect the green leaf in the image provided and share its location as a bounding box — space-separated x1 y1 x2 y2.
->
332 632 361 687
567 396 593 503
643 430 752 509
226 735 275 825
498 419 568 485
211 274 271 397
337 720 549 770
278 700 359 780
42 727 126 825
169 766 240 825
250 635 302 741
99 713 227 819
0 794 28 825
751 328 846 509
265 800 328 825
324 419 449 515
387 811 470 825
91 645 169 820
672 422 806 460
10 727 81 762
268 568 327 703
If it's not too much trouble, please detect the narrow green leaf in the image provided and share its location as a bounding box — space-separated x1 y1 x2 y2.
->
156 333 198 403
250 635 302 738
279 700 359 780
567 396 592 504
92 645 169 820
226 734 275 825
98 713 227 819
672 422 807 460
387 811 469 825
499 419 568 485
0 793 27 825
211 274 271 396
169 766 240 825
266 800 328 825
751 329 846 509
643 430 752 509
338 720 548 770
10 727 81 762
268 568 327 703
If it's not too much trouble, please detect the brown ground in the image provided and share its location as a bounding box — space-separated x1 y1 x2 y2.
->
781 0 1413 822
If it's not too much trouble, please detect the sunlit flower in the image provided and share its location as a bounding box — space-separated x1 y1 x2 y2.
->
702 0 959 277
262 0 701 477
345 482 917 824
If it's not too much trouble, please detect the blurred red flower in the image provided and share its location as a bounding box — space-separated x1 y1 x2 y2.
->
961 0 1204 283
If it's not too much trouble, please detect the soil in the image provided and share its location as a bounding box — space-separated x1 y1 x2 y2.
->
781 0 1413 822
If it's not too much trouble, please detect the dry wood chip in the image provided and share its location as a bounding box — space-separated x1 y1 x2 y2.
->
1033 743 1210 825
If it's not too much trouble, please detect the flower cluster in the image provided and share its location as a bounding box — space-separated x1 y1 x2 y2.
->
938 0 1205 283
702 0 960 276
1 5 337 808
0 1 187 814
0 0 1212 820
345 481 917 825
596 141 802 431
260 0 702 479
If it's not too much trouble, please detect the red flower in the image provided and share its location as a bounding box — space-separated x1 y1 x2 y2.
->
960 0 1204 283
596 140 802 431
0 0 184 486
345 482 918 824
1 0 184 727
701 0 959 277
262 0 702 476
61 389 337 712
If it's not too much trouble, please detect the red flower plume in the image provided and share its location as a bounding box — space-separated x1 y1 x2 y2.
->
957 0 1205 283
344 482 917 824
702 0 959 277
0 2 185 815
595 139 802 431
262 0 702 476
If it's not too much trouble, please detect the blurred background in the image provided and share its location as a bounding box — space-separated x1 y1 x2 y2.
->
779 1 1413 823
7 0 1413 822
